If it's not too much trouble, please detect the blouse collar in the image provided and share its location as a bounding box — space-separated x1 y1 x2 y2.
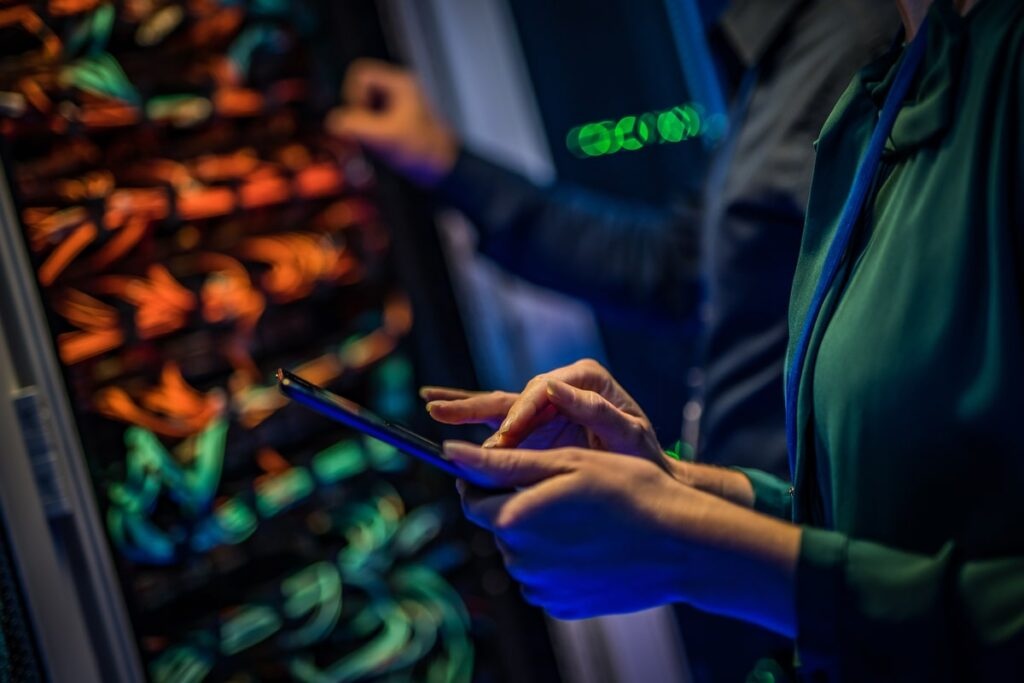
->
859 0 1014 155
862 0 967 155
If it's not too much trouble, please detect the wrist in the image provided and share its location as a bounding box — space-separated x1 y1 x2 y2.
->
662 489 800 636
423 126 459 186
671 459 756 508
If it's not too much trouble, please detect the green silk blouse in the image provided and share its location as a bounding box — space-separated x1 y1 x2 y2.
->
739 0 1024 679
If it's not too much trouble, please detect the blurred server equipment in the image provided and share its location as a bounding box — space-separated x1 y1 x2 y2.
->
0 2 560 682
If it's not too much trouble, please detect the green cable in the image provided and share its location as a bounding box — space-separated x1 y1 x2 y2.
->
107 419 226 562
290 600 413 682
220 605 282 656
64 3 115 57
61 53 141 105
279 562 343 649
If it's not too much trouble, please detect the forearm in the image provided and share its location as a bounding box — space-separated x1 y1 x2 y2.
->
661 485 800 636
669 457 757 508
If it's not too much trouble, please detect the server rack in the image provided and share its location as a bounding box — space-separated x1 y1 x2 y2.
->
0 2 560 681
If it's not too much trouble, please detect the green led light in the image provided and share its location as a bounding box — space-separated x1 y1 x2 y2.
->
675 105 701 138
567 102 710 158
657 109 685 143
614 115 645 151
577 121 614 157
566 126 584 157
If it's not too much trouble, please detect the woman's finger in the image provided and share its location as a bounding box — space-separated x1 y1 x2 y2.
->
486 401 560 447
544 379 645 450
515 414 575 449
550 420 587 448
444 441 572 489
491 359 613 447
456 464 577 537
419 385 481 401
457 480 516 531
426 392 517 425
491 381 562 447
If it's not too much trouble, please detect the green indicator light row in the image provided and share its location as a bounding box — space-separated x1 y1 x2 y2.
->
566 103 719 159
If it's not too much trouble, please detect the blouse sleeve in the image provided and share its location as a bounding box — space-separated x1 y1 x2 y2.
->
795 528 1024 681
733 468 793 519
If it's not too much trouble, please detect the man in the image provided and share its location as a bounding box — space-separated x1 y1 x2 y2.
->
328 1 897 679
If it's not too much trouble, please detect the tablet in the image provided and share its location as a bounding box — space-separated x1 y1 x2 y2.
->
276 369 493 487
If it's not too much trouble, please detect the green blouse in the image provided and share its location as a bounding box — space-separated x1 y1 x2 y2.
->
740 1 1024 680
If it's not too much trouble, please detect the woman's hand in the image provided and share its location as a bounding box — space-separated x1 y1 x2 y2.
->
425 358 666 466
421 386 590 450
444 441 800 635
424 360 759 507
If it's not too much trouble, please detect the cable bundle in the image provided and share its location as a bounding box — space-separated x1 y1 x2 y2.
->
1 3 476 682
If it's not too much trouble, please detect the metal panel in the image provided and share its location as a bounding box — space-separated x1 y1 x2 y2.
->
0 166 140 682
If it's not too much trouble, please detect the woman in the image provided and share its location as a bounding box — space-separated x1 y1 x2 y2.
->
424 0 1024 679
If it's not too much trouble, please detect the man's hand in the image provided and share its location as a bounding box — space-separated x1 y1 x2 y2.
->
326 59 459 186
444 441 799 633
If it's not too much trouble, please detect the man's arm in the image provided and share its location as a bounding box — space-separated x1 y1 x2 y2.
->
328 60 702 319
435 150 701 318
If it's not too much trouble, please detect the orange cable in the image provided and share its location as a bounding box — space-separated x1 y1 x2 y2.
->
37 220 98 286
